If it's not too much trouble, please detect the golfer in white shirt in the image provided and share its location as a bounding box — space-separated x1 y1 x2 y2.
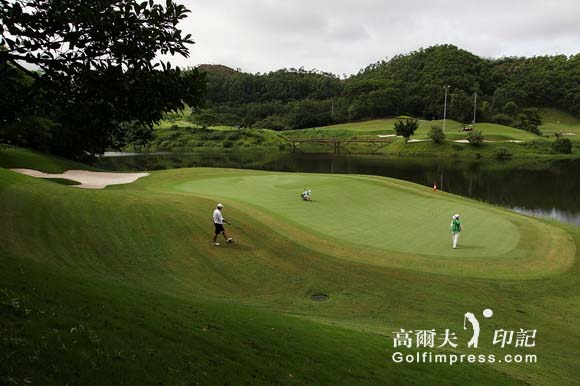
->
213 203 233 246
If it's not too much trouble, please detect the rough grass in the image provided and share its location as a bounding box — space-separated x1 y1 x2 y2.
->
0 146 98 173
1 150 579 385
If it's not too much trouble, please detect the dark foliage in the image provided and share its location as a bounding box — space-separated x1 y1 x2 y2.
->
466 130 484 146
1 0 205 157
552 137 572 154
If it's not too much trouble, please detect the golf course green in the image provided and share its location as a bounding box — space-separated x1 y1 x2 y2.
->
167 170 572 278
1 150 579 385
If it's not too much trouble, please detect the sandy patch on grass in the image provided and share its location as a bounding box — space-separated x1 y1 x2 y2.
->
453 139 525 143
11 169 149 189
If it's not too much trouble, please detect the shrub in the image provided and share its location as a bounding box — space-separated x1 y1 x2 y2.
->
466 130 484 146
428 125 445 144
494 146 513 160
552 138 572 154
254 115 288 131
222 140 233 148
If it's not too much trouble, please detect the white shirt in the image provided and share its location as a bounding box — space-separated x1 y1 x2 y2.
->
213 208 224 224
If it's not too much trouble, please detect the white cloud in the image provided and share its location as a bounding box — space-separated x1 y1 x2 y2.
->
161 0 580 74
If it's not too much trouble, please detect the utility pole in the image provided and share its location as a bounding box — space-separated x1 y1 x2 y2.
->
473 90 477 126
443 85 450 133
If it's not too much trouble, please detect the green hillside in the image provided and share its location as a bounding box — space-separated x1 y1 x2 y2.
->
538 108 580 135
142 109 580 158
1 149 579 384
285 118 543 142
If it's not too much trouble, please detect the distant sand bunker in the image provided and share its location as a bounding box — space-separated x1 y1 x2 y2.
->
11 169 149 189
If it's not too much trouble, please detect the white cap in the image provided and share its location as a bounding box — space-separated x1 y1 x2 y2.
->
217 203 223 208
453 214 460 219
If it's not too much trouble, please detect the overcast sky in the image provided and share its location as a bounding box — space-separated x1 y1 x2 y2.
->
163 0 580 75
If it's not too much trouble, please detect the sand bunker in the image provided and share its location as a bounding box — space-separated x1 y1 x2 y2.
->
452 139 525 143
11 169 149 189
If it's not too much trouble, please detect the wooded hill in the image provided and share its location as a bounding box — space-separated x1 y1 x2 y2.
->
194 45 580 133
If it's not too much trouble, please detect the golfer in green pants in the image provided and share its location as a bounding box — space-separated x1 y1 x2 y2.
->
451 214 462 249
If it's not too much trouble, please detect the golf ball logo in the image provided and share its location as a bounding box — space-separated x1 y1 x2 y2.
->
464 308 494 348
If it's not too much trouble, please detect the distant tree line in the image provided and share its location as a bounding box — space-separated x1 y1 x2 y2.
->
193 45 580 133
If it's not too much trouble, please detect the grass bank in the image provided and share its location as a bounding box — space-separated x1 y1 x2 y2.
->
130 125 287 152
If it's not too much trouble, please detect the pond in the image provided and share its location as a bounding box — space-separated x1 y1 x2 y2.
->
92 151 580 226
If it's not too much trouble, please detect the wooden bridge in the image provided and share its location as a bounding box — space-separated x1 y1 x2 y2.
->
287 138 393 154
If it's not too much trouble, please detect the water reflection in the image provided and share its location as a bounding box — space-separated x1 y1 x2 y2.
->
511 207 580 226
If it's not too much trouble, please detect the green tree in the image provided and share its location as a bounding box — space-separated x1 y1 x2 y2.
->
503 101 519 115
552 137 572 153
466 130 484 146
0 0 205 158
347 89 400 120
191 112 218 128
287 100 333 130
491 113 514 126
513 108 543 135
449 90 472 122
254 115 288 131
428 125 445 144
394 118 419 143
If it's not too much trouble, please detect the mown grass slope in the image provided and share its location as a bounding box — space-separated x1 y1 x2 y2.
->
285 118 542 142
1 150 579 385
538 108 580 135
0 146 98 173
